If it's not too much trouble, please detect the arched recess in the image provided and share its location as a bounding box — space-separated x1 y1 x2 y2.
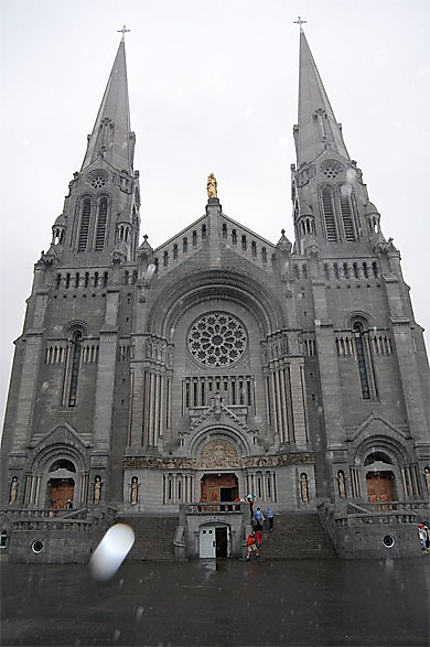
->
352 435 417 503
29 443 88 509
146 269 285 340
190 424 251 460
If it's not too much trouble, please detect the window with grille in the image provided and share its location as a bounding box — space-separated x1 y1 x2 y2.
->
95 197 108 250
321 187 337 242
78 199 91 251
340 189 356 241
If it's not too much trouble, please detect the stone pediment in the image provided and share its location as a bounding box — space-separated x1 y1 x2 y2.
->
189 398 250 435
346 412 409 444
31 423 91 457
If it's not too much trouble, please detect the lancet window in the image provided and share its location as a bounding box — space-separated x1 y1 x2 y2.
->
77 198 91 252
68 331 83 407
321 187 337 242
95 197 108 250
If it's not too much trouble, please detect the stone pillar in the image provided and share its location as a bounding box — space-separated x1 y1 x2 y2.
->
311 279 345 448
92 289 119 458
289 359 308 449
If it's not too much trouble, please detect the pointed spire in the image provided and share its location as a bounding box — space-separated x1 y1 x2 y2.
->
81 37 133 172
296 28 349 166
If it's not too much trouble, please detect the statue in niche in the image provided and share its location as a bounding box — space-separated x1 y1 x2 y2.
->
300 473 309 503
424 467 430 495
207 173 217 198
337 471 346 499
9 476 18 504
94 476 102 504
130 476 139 505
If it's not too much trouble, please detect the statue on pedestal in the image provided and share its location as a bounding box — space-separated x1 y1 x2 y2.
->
207 173 217 198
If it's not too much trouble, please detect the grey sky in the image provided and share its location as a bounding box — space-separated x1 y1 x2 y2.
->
1 0 429 429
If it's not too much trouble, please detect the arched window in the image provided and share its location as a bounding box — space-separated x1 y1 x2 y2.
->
95 197 108 250
78 198 91 252
365 452 393 466
340 187 356 241
321 187 337 242
183 237 188 253
68 331 83 407
353 321 372 399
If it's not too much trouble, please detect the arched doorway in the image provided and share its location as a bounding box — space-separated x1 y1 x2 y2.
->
46 459 76 509
366 471 396 505
200 473 238 503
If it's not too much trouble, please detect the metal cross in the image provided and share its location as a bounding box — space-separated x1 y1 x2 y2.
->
293 16 307 30
117 25 131 39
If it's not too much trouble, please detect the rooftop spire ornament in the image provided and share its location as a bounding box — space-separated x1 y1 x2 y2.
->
293 16 307 31
117 24 130 41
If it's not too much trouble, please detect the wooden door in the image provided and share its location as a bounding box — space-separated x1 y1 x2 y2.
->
49 479 74 509
366 472 395 503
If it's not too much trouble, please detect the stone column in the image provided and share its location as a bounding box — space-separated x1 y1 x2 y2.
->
92 289 119 460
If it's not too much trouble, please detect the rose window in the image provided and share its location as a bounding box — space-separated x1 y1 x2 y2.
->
188 313 247 367
91 175 106 189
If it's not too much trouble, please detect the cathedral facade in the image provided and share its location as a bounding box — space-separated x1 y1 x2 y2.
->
1 29 429 558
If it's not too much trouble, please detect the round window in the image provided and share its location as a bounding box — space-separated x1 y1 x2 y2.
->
31 540 44 554
188 312 247 367
91 175 106 189
383 535 395 549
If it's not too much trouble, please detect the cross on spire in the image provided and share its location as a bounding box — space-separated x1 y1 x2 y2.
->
117 24 130 41
293 16 307 31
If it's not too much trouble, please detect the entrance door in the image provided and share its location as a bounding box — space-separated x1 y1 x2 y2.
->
48 478 74 509
199 527 216 558
366 472 396 504
200 474 238 503
215 527 228 558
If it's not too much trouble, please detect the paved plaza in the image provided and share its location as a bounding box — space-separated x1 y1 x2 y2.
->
1 557 429 646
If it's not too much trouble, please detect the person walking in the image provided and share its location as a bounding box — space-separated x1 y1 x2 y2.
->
267 507 274 532
254 507 265 526
246 531 259 560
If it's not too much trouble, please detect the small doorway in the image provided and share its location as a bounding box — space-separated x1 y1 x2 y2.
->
366 471 396 505
199 524 229 559
48 478 74 509
215 527 228 558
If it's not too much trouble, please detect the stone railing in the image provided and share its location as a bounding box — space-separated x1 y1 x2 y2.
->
183 502 247 515
10 518 92 532
347 501 428 514
0 508 74 521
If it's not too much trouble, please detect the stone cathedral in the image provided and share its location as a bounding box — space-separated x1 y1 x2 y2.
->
1 28 429 561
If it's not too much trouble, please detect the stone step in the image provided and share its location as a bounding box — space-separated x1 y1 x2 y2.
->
118 515 178 561
257 513 337 560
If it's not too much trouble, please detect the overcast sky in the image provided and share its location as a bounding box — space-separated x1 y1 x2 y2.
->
1 0 429 429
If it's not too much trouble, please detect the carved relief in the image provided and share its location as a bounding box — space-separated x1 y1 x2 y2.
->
198 439 239 469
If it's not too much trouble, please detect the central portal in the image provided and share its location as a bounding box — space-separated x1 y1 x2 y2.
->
200 473 238 503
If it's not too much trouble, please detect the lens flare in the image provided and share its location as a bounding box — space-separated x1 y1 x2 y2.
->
89 523 135 581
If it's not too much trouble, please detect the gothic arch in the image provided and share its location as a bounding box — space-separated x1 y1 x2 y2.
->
147 269 285 339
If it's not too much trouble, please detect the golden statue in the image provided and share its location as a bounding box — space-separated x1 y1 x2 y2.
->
207 173 217 198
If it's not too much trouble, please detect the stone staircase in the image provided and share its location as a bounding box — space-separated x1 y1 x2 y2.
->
118 515 178 561
258 512 337 559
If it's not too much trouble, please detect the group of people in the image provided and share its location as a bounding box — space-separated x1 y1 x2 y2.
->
246 504 274 561
418 523 430 553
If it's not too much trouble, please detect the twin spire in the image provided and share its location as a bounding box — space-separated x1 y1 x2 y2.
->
81 24 350 176
81 35 133 173
296 27 350 166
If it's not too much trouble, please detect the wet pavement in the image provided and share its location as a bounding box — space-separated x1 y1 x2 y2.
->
1 558 429 646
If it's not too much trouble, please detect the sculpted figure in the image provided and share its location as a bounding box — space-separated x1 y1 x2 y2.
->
9 476 18 504
94 476 102 504
424 467 430 494
338 471 346 499
207 173 217 198
300 473 309 502
130 476 139 505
